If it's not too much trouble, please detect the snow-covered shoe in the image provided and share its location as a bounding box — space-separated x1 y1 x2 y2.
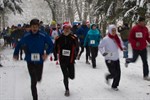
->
112 87 119 91
144 76 150 81
93 66 96 69
125 59 129 67
105 75 110 85
64 90 70 97
86 61 90 64
125 58 132 67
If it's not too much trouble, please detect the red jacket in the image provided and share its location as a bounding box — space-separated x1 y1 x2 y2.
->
129 24 150 50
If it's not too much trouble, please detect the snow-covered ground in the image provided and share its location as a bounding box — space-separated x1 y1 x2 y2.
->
0 45 150 100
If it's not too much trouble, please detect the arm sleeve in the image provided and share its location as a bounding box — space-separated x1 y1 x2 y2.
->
76 28 80 37
146 28 150 43
98 39 106 55
119 36 125 49
83 34 88 47
129 28 136 48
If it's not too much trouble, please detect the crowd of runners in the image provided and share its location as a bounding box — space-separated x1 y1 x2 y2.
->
0 16 150 100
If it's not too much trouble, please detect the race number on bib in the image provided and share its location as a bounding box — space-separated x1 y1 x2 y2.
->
136 32 143 38
31 53 40 61
90 40 95 44
62 50 70 56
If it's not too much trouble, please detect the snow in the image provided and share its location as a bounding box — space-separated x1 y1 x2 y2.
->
6 0 52 27
0 0 4 8
136 0 140 6
106 2 114 17
123 0 129 5
124 6 137 17
139 0 146 7
147 3 150 13
0 44 150 100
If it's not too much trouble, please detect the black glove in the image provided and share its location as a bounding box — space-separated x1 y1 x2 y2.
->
103 52 108 56
136 42 140 47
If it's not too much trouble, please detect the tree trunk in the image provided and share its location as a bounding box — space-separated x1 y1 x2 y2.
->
0 14 1 31
67 0 74 23
2 11 5 29
83 1 88 21
46 0 56 21
75 0 82 21
102 20 107 37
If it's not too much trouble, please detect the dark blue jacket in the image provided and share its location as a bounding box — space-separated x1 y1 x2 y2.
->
76 25 89 45
13 31 53 64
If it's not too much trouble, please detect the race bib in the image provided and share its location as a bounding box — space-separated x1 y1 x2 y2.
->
62 50 70 56
90 40 95 44
31 53 40 61
136 32 143 38
106 52 115 57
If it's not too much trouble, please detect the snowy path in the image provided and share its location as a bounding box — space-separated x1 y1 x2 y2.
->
0 45 150 100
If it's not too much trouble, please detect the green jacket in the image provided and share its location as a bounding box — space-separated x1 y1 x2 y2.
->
118 26 130 41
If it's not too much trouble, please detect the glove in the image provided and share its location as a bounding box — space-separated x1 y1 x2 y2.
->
102 52 108 56
136 42 140 47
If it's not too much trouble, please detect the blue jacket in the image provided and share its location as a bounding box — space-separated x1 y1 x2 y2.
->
13 31 53 64
76 25 89 44
84 24 101 47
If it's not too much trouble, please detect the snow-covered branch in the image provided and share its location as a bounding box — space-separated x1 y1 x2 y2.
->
106 2 114 17
139 0 146 7
124 6 137 17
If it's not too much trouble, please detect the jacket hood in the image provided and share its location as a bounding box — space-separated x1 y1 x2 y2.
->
108 24 117 34
90 24 97 29
88 24 99 35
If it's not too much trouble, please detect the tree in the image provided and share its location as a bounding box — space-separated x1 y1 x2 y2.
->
0 0 23 29
44 0 149 29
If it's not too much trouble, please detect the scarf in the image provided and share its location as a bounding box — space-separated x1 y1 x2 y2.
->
108 33 123 51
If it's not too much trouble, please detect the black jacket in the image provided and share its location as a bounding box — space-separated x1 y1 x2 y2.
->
55 33 77 65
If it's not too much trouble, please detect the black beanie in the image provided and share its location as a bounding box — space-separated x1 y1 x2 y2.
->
138 17 145 22
30 19 40 26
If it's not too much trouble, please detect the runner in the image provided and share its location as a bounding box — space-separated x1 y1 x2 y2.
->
13 19 53 100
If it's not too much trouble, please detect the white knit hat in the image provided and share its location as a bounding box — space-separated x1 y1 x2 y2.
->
108 24 117 34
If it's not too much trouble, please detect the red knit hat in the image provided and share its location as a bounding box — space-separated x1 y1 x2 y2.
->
63 22 72 29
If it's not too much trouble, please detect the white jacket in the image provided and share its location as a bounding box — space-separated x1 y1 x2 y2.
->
99 35 124 61
51 30 59 43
